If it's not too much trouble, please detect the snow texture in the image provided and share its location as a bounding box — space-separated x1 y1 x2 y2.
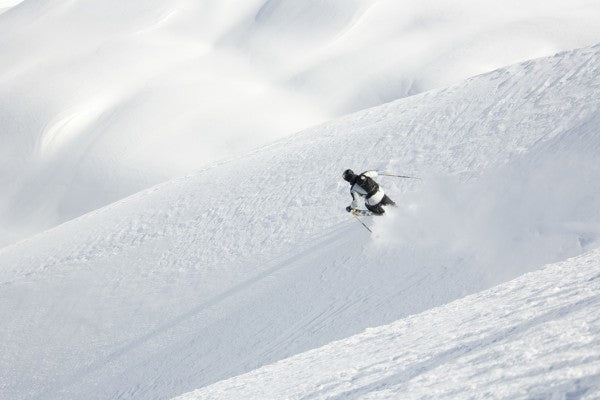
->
2 0 600 245
1 42 600 399
175 249 600 400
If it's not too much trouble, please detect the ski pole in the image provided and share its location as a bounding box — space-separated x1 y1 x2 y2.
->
352 214 372 233
378 172 421 180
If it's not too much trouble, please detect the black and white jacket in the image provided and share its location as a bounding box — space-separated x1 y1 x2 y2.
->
350 170 385 208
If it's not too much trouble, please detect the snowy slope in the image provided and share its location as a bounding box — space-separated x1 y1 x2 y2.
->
176 250 600 400
1 44 600 399
0 0 21 14
3 0 600 246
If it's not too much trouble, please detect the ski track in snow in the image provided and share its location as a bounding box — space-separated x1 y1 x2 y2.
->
0 45 600 399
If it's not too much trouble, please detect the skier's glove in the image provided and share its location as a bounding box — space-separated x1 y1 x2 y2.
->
345 206 352 212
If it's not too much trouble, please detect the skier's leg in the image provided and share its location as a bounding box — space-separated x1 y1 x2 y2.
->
366 203 385 215
380 194 396 207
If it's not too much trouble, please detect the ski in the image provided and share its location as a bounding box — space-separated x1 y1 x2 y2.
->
351 209 375 217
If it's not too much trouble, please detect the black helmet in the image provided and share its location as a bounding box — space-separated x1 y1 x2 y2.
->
343 169 356 182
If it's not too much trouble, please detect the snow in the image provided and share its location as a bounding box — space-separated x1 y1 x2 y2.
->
174 250 600 400
3 0 600 245
1 42 600 399
374 113 600 284
0 0 20 11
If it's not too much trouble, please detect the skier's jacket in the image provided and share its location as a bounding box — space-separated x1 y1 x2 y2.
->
350 171 385 208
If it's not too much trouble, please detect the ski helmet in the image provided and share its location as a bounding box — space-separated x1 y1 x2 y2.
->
343 169 356 182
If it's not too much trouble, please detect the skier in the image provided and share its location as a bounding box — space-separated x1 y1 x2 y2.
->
343 169 396 215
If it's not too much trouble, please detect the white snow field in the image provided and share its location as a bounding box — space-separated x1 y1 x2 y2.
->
175 249 600 400
0 0 21 15
3 0 600 246
1 42 600 399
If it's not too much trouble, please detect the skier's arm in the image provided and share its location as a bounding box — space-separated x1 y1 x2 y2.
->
363 170 378 178
350 190 360 209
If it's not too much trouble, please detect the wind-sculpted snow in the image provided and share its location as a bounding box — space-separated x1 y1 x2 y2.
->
1 45 600 399
2 0 600 245
175 250 600 400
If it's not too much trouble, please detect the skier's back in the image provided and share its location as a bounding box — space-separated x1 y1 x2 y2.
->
343 169 395 215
